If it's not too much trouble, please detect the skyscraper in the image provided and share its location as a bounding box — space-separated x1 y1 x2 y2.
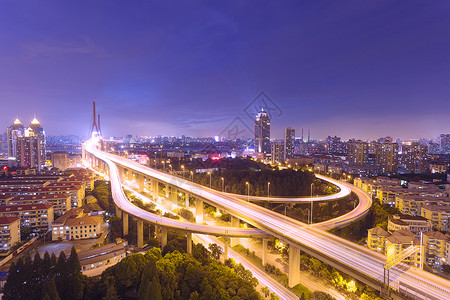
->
6 118 24 158
271 141 284 164
347 140 368 165
6 117 46 170
402 142 428 174
284 127 295 160
376 141 399 174
254 109 270 155
439 134 450 154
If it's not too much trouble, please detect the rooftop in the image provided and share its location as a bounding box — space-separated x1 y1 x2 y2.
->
0 217 20 225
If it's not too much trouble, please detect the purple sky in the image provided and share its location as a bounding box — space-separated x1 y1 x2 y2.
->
1 1 449 140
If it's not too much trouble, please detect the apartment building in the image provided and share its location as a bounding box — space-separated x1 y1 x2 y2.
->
0 204 53 232
388 214 432 235
52 208 102 241
0 217 20 254
423 231 449 270
367 227 390 253
421 205 450 231
9 194 71 215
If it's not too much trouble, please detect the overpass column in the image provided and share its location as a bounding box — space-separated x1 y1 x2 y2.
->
186 232 192 255
288 243 301 288
171 186 177 210
115 206 122 218
137 220 144 248
123 212 129 236
230 216 240 247
165 184 170 199
118 167 124 183
223 237 229 261
160 227 167 250
195 199 203 223
152 180 158 201
137 174 144 193
186 193 190 208
262 238 268 266
127 170 133 181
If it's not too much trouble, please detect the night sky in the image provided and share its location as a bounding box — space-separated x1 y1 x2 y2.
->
1 1 449 140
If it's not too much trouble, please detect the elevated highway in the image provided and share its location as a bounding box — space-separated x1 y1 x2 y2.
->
84 138 450 300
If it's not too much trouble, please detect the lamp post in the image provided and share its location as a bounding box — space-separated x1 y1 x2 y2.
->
190 171 193 181
310 183 314 224
221 177 224 192
162 161 165 171
181 165 185 179
267 181 270 197
246 182 250 202
154 159 156 169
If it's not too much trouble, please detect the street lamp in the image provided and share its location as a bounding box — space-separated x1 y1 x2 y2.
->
246 182 250 202
267 181 270 197
169 164 173 173
162 161 165 171
221 177 224 192
154 159 156 169
181 165 185 179
190 171 194 181
310 183 314 224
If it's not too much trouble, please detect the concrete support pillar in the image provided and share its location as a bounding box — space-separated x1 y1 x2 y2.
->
262 238 268 266
186 232 192 255
127 170 133 181
186 193 190 208
230 216 240 247
118 167 124 183
161 227 167 250
171 187 177 210
195 199 204 223
123 212 129 236
115 206 122 218
224 237 229 260
288 244 301 288
153 180 159 202
165 184 170 199
137 220 144 248
137 174 144 193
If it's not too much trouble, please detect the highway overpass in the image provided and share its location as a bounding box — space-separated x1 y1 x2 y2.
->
84 138 450 300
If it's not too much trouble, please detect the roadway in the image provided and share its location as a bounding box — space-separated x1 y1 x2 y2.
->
84 138 450 300
225 174 352 203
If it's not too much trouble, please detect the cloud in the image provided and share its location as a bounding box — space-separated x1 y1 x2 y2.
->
22 36 103 57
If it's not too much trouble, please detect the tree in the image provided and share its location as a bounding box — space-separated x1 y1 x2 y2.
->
114 253 149 293
138 258 162 300
103 282 120 300
261 286 270 298
208 243 223 260
42 278 60 300
311 291 335 300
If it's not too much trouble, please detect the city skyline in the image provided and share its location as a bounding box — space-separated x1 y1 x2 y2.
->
1 1 449 140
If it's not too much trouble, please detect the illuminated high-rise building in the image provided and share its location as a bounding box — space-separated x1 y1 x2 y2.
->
375 141 399 174
402 142 428 174
7 117 46 170
6 118 24 158
254 108 271 155
271 141 284 164
439 134 450 154
284 127 295 160
347 140 368 165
